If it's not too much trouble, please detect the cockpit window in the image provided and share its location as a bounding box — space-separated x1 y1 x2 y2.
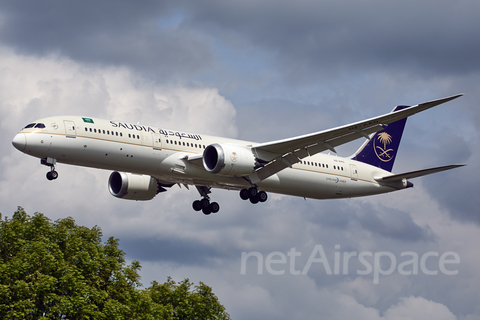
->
24 123 36 129
34 123 46 129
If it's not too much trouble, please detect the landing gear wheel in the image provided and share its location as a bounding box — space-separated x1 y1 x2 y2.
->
240 189 250 200
202 206 212 215
192 200 202 211
249 195 259 204
210 202 220 213
46 170 58 181
258 191 268 202
201 198 210 208
248 187 258 198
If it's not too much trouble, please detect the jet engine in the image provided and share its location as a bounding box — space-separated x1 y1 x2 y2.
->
108 171 162 201
203 143 256 176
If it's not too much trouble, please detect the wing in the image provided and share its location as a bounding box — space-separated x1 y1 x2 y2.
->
248 94 463 183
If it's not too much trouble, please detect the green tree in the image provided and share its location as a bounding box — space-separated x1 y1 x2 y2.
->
147 277 230 320
0 207 230 320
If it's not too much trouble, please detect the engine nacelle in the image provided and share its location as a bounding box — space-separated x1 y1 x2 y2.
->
108 171 161 201
203 143 256 176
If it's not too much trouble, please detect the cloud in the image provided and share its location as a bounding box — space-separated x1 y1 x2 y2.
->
183 0 480 81
0 1 212 80
383 296 456 320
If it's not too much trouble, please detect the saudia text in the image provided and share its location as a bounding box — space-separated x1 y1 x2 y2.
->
110 121 202 140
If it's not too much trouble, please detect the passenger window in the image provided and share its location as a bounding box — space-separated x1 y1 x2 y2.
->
107 131 109 135
120 133 122 137
94 129 97 133
128 134 131 138
175 141 177 145
24 123 36 129
85 128 88 131
116 132 118 136
137 135 139 139
90 128 92 132
103 130 105 134
182 142 185 146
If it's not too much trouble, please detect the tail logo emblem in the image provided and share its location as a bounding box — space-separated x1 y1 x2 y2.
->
374 132 394 162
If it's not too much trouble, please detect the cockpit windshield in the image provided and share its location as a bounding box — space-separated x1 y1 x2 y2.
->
23 123 46 129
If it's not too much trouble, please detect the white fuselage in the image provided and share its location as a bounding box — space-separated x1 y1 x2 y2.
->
12 116 399 200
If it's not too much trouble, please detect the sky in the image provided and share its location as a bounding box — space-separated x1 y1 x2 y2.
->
0 1 479 319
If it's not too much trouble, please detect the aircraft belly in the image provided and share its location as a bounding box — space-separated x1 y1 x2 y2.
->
269 169 345 199
48 136 166 174
262 168 389 200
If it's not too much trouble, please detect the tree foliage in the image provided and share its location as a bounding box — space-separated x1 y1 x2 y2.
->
0 207 230 320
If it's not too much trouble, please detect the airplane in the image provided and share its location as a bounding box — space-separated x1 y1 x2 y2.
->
12 94 464 215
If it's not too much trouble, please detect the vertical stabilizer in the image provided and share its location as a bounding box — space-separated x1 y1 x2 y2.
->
351 105 409 172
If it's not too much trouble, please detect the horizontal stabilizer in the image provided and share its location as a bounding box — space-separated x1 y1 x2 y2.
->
375 164 465 182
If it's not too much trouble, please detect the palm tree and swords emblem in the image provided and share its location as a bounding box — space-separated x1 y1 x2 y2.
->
374 132 394 162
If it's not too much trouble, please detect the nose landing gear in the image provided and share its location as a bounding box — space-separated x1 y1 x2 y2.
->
41 157 58 181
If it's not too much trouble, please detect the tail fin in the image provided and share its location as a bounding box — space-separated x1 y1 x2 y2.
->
351 105 409 172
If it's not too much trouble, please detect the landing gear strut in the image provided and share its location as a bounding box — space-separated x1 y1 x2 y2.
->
193 186 220 215
41 157 58 181
240 187 267 204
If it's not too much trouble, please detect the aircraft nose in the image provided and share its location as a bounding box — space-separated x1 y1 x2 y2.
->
12 133 26 151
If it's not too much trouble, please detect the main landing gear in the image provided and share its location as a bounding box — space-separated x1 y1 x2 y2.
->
192 198 220 215
41 157 58 181
192 186 268 215
239 187 268 204
192 186 220 215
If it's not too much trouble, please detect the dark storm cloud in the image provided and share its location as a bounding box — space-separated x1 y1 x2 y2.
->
356 204 436 242
0 1 212 79
3 0 479 84
306 200 435 242
183 0 480 79
424 163 480 224
119 236 232 266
